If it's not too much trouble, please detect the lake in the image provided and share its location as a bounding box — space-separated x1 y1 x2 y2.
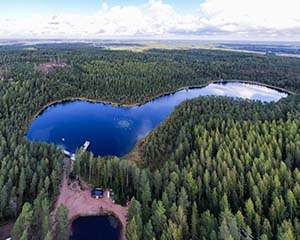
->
26 82 288 157
70 215 121 240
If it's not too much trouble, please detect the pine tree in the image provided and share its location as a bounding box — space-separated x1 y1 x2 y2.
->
41 196 51 238
178 187 189 213
126 216 139 240
151 200 167 237
30 172 38 196
166 182 176 203
162 191 170 210
44 176 50 193
20 229 29 240
245 198 255 228
42 214 51 239
153 170 162 198
200 210 217 239
128 197 143 237
219 208 240 240
74 153 81 176
17 168 26 209
141 182 152 220
259 234 268 240
286 189 297 218
128 197 141 221
166 220 183 240
191 202 199 240
0 185 8 218
44 231 52 240
55 204 69 240
277 220 295 240
143 220 155 240
176 206 189 239
12 202 33 240
261 219 272 239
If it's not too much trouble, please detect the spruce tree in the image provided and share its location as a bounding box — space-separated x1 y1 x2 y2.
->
55 204 69 240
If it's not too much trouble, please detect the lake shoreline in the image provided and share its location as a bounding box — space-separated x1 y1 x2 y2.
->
25 79 294 134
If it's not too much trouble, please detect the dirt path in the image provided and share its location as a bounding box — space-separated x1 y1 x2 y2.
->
51 160 128 240
0 222 13 240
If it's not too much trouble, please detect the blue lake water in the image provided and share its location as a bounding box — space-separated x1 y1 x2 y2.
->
26 82 288 157
70 215 121 240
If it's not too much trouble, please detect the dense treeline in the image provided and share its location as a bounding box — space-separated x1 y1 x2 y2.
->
1 45 300 239
142 96 300 169
2 47 300 107
78 96 300 239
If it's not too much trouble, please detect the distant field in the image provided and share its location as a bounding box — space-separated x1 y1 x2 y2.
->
0 39 216 51
217 42 300 56
2 40 300 59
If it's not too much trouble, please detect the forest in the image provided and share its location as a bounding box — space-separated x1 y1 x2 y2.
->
78 96 300 240
1 45 300 239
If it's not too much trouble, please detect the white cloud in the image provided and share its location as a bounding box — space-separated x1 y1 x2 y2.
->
0 0 300 40
101 2 109 11
198 0 300 37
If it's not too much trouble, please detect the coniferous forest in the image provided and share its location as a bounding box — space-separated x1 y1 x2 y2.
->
1 45 300 239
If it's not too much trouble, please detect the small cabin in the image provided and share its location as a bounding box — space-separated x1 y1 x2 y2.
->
91 188 103 199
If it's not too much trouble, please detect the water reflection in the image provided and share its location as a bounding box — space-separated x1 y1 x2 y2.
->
27 82 288 157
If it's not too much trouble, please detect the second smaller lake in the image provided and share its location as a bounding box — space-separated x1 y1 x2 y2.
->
26 82 288 157
70 215 121 240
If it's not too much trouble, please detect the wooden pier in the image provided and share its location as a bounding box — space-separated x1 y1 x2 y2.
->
82 141 90 152
62 141 90 161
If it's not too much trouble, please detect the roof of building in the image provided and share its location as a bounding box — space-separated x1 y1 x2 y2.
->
91 188 103 196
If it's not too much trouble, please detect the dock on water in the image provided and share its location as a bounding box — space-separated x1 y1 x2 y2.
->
63 140 90 161
82 141 90 151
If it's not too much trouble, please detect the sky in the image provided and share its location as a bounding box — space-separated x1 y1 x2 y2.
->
0 0 300 41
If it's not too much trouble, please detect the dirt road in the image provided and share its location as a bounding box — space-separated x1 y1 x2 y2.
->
51 161 128 240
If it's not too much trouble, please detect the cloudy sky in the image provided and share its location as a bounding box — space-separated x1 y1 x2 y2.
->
1 0 300 40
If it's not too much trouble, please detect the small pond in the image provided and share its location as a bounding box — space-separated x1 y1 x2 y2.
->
70 215 121 240
26 82 288 157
